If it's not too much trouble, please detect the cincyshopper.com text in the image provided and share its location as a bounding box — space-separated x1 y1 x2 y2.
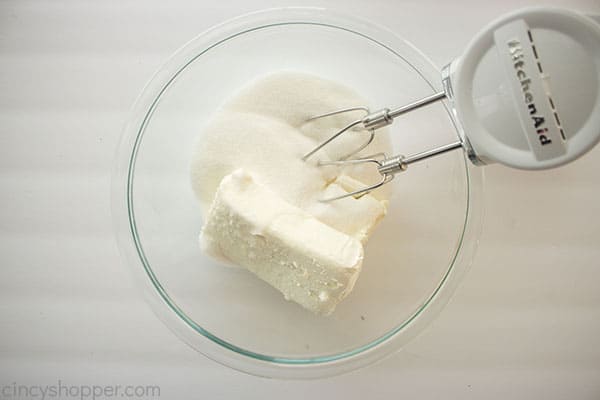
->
1 380 160 400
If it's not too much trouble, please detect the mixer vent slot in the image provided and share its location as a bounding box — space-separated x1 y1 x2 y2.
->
527 29 566 141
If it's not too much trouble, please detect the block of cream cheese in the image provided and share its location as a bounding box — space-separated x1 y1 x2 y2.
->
200 169 364 315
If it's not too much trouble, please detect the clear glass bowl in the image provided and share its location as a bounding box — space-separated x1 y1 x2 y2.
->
111 8 484 378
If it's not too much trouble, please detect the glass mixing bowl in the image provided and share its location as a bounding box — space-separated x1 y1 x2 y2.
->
112 8 484 378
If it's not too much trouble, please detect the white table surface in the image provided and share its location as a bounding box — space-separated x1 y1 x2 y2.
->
1 0 600 398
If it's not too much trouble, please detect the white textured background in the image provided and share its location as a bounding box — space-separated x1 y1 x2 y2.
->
1 0 599 398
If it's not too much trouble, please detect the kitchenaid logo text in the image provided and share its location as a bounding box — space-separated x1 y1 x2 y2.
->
507 38 552 147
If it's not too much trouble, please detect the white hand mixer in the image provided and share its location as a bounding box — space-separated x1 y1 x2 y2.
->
303 7 600 201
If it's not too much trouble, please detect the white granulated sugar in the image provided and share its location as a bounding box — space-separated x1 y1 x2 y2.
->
191 71 392 242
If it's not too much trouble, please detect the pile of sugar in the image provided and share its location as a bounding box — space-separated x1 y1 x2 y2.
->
190 71 393 241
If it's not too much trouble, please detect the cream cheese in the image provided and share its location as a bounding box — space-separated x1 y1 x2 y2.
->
201 170 363 316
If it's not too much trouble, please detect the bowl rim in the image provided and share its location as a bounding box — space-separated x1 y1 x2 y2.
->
111 6 485 379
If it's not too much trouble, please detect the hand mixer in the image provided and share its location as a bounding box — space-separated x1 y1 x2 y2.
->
303 7 600 202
